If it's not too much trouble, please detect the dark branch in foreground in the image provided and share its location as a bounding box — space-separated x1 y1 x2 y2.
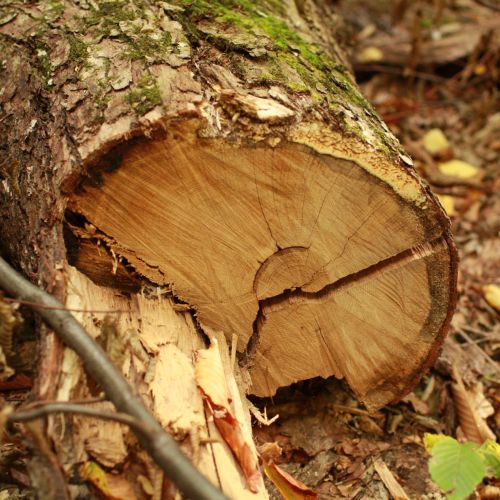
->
0 256 227 500
8 402 146 431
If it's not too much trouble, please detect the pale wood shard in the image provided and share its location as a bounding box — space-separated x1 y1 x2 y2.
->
62 267 266 498
373 458 409 500
68 127 456 409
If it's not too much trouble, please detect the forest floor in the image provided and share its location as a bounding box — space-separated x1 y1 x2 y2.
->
252 0 500 498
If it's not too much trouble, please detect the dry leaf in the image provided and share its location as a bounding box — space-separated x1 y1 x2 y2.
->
80 462 137 500
0 405 13 441
373 458 409 500
451 367 496 444
402 392 429 415
469 383 495 421
423 129 450 155
258 442 282 464
0 299 22 381
436 194 455 217
356 46 384 63
195 339 261 492
438 160 479 179
482 284 500 311
263 462 317 500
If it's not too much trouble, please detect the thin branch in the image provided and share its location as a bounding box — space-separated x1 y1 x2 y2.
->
473 0 500 12
2 296 128 314
0 256 227 500
20 396 107 410
8 402 145 431
456 329 500 374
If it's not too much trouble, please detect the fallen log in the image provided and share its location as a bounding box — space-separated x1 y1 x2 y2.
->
0 0 457 496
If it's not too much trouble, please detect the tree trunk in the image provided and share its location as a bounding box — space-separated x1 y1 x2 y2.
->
0 0 457 497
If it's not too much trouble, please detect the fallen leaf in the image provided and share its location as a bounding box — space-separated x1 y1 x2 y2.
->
439 160 479 179
436 194 455 217
482 284 500 311
356 46 384 63
423 433 449 454
428 438 485 500
423 128 450 155
478 440 500 476
451 367 496 444
195 339 261 492
402 392 430 415
80 462 137 500
258 442 282 464
263 462 317 500
336 438 390 459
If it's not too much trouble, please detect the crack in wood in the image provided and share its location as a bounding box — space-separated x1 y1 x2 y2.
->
244 236 444 364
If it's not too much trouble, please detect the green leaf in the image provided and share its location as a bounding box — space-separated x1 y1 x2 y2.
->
429 437 486 500
478 439 500 477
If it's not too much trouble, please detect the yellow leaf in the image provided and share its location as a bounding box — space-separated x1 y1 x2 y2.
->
436 194 455 216
482 284 500 311
439 160 478 179
80 462 137 500
81 462 111 496
356 46 383 63
263 462 317 499
0 405 13 441
423 433 449 454
481 439 500 457
423 128 449 154
474 64 486 75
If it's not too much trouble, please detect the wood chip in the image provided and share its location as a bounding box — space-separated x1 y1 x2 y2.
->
373 458 409 500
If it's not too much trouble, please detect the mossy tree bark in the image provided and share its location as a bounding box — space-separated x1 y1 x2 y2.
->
0 0 457 498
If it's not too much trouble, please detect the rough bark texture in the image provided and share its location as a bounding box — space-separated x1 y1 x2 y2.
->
0 0 457 498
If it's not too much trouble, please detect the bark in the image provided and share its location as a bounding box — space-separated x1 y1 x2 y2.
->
0 0 457 498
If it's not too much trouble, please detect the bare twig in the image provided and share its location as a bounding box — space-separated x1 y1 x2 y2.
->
0 256 227 500
8 402 145 430
2 296 127 314
456 330 500 374
473 0 500 12
20 396 106 410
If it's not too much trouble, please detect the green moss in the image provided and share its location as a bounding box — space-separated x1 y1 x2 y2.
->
84 0 136 30
79 1 177 64
43 0 65 21
126 31 172 61
35 45 53 86
171 0 373 110
287 81 309 93
177 0 324 69
228 56 248 80
125 73 162 115
68 34 88 63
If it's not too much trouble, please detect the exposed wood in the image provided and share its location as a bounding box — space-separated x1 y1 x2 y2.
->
68 126 455 408
61 266 265 498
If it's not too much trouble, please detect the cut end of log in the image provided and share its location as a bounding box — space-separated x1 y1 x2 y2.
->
67 121 457 410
